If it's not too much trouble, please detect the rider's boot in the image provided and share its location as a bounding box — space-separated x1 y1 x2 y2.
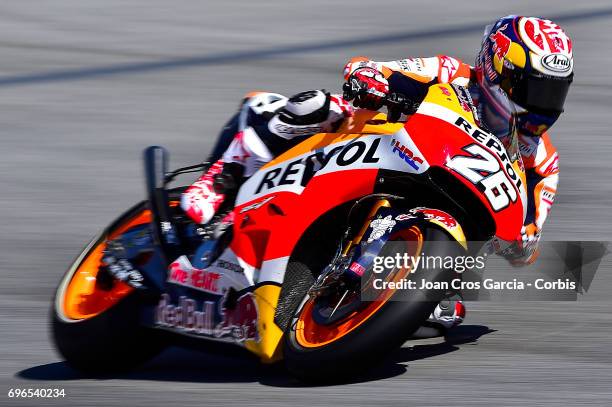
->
410 292 465 338
181 160 227 225
427 292 466 329
181 160 244 226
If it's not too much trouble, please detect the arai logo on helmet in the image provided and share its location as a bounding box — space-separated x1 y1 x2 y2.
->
541 54 571 73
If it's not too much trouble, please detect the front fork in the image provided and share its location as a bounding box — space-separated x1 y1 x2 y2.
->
309 198 467 298
309 198 393 298
342 198 391 256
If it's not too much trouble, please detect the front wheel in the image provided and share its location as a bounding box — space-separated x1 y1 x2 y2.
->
283 226 462 382
51 202 166 372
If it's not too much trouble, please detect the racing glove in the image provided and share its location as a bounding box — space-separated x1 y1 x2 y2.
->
343 67 389 110
520 223 540 248
506 223 541 266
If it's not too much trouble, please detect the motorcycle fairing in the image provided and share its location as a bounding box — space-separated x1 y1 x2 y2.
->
405 84 527 241
149 84 527 362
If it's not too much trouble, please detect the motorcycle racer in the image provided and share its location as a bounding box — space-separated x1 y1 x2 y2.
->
342 15 573 329
180 90 353 225
179 15 572 332
343 15 571 266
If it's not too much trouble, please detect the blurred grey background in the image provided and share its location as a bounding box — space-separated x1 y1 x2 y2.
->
1 1 612 406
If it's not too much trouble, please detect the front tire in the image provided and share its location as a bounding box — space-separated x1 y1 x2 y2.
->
283 226 462 382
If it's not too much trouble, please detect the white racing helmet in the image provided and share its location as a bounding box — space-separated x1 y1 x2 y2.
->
268 90 347 139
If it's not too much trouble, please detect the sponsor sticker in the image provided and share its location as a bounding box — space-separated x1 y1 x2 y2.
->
415 208 458 228
349 261 366 276
367 215 397 243
541 53 571 73
168 258 222 294
489 24 511 60
155 291 259 343
391 139 424 170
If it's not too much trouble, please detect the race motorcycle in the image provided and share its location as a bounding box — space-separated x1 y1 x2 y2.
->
51 83 526 382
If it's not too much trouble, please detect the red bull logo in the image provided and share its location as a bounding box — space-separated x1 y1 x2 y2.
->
415 208 458 229
156 294 215 335
155 290 259 343
490 24 511 60
217 292 259 342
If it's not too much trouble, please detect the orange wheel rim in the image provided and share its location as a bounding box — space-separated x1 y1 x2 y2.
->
61 209 152 320
295 226 423 348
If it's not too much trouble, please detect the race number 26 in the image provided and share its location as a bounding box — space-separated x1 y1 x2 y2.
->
446 144 518 211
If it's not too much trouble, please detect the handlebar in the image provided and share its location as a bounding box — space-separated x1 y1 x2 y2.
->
164 162 210 184
384 92 416 122
143 146 183 264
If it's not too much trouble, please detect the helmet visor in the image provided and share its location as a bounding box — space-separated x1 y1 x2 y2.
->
510 72 573 116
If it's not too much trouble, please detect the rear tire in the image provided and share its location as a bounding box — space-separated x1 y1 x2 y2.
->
283 226 461 382
51 205 166 373
51 293 165 373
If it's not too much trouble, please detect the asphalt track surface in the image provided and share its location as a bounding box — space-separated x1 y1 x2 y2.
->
1 1 612 406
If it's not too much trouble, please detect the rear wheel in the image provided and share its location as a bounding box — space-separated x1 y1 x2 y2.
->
51 203 165 372
283 226 462 382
